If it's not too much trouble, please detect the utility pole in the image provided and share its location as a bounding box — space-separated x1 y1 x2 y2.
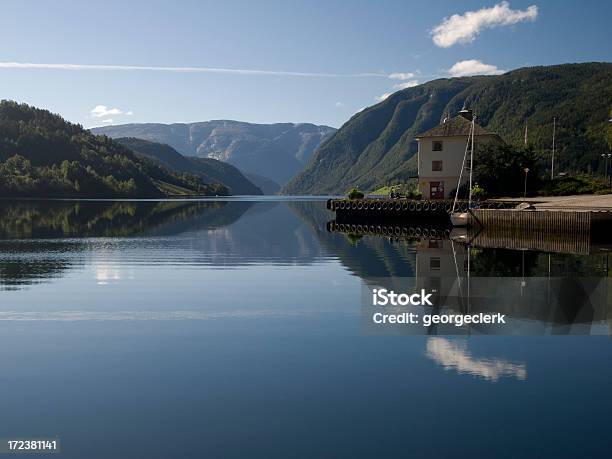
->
524 122 528 147
608 119 612 189
524 168 530 198
551 117 556 180
604 153 612 189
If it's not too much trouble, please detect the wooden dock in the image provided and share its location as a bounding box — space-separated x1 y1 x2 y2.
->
327 198 514 221
470 208 591 235
327 197 612 241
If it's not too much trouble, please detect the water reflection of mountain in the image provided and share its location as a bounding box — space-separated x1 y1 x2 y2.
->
3 198 612 333
0 200 250 239
0 200 255 288
0 241 76 290
168 200 324 264
0 199 326 289
288 201 417 278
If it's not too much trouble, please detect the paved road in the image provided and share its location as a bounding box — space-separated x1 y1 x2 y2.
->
495 194 612 209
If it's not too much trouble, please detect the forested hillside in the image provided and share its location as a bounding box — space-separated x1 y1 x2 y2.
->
0 101 227 198
284 63 612 194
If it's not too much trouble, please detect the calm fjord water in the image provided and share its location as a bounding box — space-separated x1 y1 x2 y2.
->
0 198 611 458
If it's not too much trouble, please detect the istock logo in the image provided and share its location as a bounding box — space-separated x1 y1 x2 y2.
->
372 288 434 306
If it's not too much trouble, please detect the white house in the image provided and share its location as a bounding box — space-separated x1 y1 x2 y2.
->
415 109 502 200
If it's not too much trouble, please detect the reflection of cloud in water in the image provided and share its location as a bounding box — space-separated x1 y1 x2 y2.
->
0 309 334 321
95 264 123 285
426 337 527 382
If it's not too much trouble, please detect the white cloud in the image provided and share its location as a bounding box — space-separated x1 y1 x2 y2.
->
447 59 505 77
101 119 114 124
335 101 344 107
90 105 125 118
376 79 419 102
426 337 527 382
393 80 419 90
432 1 538 48
388 72 416 80
0 61 400 79
125 110 134 116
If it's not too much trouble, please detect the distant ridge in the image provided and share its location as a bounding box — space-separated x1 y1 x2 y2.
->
93 120 336 185
115 137 263 195
244 173 281 195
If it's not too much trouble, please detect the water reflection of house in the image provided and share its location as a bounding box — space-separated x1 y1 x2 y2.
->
415 109 502 199
412 237 610 333
415 238 467 304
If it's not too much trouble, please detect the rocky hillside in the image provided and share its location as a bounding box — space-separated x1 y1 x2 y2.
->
93 121 336 185
283 62 612 194
115 137 262 195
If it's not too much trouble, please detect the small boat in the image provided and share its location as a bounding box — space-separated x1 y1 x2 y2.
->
450 212 469 227
450 111 476 227
449 227 468 242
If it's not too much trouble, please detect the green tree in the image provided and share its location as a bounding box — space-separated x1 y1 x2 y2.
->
473 144 542 197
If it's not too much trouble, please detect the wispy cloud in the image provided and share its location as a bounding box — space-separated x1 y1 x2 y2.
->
376 79 420 102
0 61 418 80
447 59 505 77
0 309 328 321
101 119 114 124
393 80 419 90
90 105 126 118
432 1 538 48
335 101 344 107
388 72 416 80
376 93 392 102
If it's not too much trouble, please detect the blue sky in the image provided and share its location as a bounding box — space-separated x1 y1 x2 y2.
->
1 0 610 128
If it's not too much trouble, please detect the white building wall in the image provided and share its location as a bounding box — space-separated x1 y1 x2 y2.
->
417 135 496 199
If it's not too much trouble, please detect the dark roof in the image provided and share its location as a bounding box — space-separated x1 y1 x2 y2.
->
415 115 498 139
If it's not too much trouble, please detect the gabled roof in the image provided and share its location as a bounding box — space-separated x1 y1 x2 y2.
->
415 115 498 139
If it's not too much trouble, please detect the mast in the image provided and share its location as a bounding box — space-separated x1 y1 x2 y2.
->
468 115 475 206
551 117 556 179
452 122 471 213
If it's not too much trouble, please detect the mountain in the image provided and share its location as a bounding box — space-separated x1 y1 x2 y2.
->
0 101 228 198
244 173 281 195
92 121 336 185
283 62 612 194
114 137 262 195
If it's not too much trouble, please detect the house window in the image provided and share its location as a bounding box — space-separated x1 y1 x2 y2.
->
428 240 442 249
430 257 441 270
432 160 443 171
432 141 443 151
